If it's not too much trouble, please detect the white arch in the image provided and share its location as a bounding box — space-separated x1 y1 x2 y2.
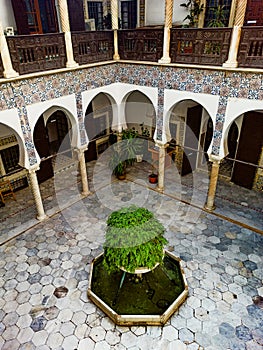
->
0 108 28 168
221 97 263 158
163 90 218 146
26 95 80 164
82 83 158 133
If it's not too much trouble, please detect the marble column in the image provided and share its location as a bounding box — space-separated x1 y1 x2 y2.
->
223 0 248 68
0 20 18 78
157 143 168 192
57 0 78 68
204 155 221 211
111 0 120 60
28 167 47 221
159 0 173 64
76 147 90 196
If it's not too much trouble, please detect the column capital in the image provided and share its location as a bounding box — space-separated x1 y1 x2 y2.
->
27 164 40 173
155 141 169 149
208 154 222 164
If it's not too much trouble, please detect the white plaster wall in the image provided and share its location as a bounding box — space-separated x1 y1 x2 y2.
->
0 0 16 32
145 0 186 26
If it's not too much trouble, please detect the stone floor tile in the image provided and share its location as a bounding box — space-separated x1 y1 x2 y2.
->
89 325 106 342
162 325 178 341
31 329 49 347
121 331 138 348
105 329 121 345
94 340 111 350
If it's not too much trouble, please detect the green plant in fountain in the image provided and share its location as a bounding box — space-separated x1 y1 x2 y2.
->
103 205 168 274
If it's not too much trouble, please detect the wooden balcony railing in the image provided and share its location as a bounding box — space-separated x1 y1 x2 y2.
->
170 28 232 66
7 33 66 75
72 31 114 65
1 26 263 79
118 28 163 62
238 27 263 68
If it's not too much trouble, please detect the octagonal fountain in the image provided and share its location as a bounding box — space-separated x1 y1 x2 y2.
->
87 206 188 326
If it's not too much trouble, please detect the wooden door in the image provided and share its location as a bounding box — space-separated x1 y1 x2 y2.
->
121 0 137 29
34 116 54 183
181 105 202 176
12 0 58 34
245 0 263 26
67 0 85 31
231 112 263 189
38 0 58 33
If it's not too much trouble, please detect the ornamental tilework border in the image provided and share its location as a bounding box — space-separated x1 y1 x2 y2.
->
0 63 263 160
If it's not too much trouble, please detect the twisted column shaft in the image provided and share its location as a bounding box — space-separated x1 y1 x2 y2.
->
157 143 168 192
57 0 78 68
28 168 47 221
205 156 221 211
77 148 90 196
159 0 173 64
223 0 248 68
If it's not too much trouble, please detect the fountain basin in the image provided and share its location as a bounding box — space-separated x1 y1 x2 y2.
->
88 250 188 326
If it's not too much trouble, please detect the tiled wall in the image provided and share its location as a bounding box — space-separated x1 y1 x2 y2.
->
0 63 263 167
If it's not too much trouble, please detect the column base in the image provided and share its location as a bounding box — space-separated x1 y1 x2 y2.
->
3 69 19 78
36 214 48 221
66 61 79 68
156 186 164 193
204 204 216 212
113 54 120 60
81 191 91 197
158 57 171 64
222 60 238 68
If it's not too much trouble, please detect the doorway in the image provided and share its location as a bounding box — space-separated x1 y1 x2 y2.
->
231 112 263 189
181 105 202 176
33 111 71 183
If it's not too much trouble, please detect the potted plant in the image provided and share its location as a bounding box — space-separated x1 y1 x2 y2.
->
148 172 158 184
109 144 126 180
103 205 167 274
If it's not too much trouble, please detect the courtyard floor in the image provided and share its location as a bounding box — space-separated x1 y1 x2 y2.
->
0 158 262 349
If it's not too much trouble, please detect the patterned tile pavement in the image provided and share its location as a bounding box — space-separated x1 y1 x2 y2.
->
0 159 262 349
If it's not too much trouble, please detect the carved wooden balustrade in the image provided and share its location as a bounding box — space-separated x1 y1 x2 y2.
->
7 34 66 75
118 28 163 62
72 31 114 65
170 28 232 66
238 27 263 68
1 27 263 77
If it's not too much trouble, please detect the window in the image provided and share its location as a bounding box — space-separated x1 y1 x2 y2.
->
24 0 42 33
0 145 20 174
121 0 137 29
88 1 104 30
204 0 232 27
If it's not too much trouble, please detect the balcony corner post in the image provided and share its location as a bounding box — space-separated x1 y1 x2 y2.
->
111 0 120 60
222 25 241 68
158 0 173 64
0 21 19 78
57 0 79 68
223 0 247 68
